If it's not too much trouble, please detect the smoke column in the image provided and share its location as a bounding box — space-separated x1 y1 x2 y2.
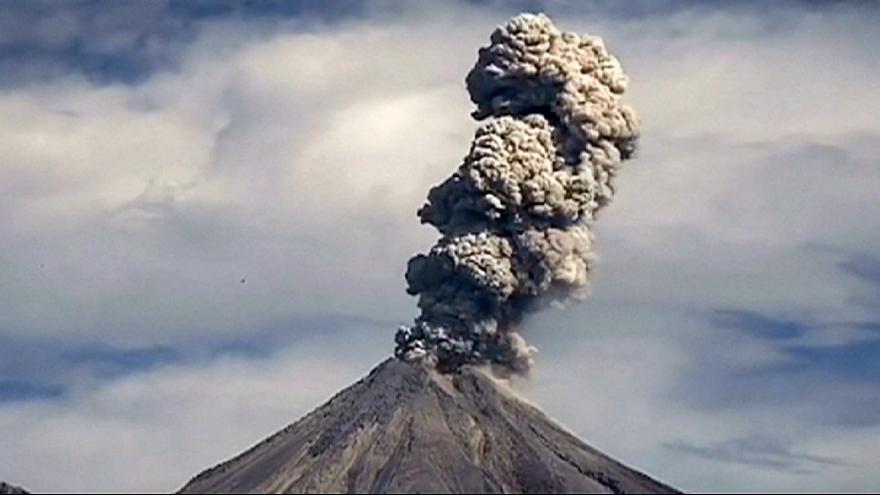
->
395 13 640 374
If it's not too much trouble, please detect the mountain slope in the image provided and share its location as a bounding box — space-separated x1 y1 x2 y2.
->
180 358 678 494
0 482 28 495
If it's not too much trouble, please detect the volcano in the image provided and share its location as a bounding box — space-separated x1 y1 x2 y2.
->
0 482 27 495
179 359 678 494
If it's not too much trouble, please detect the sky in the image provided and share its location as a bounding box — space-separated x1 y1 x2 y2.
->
0 0 878 492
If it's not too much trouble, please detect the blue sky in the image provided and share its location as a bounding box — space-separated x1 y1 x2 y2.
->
0 1 878 493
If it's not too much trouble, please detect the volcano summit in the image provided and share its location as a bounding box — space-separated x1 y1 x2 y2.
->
180 359 677 494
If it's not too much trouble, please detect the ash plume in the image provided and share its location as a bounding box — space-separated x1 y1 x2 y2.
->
395 13 640 374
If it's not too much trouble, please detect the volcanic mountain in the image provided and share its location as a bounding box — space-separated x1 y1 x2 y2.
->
180 359 678 494
0 482 28 495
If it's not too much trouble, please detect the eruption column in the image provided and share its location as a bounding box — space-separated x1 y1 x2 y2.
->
395 13 640 374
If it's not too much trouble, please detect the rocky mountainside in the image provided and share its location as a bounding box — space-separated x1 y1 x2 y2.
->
180 358 678 494
0 482 28 494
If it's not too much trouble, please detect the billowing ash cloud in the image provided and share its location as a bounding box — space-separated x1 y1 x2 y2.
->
395 13 640 374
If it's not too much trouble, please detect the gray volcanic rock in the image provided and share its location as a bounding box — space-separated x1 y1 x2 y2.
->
0 482 28 494
180 359 678 494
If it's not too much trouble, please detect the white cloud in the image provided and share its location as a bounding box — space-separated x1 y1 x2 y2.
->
0 13 490 344
4 1 876 345
0 326 390 493
522 305 880 493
